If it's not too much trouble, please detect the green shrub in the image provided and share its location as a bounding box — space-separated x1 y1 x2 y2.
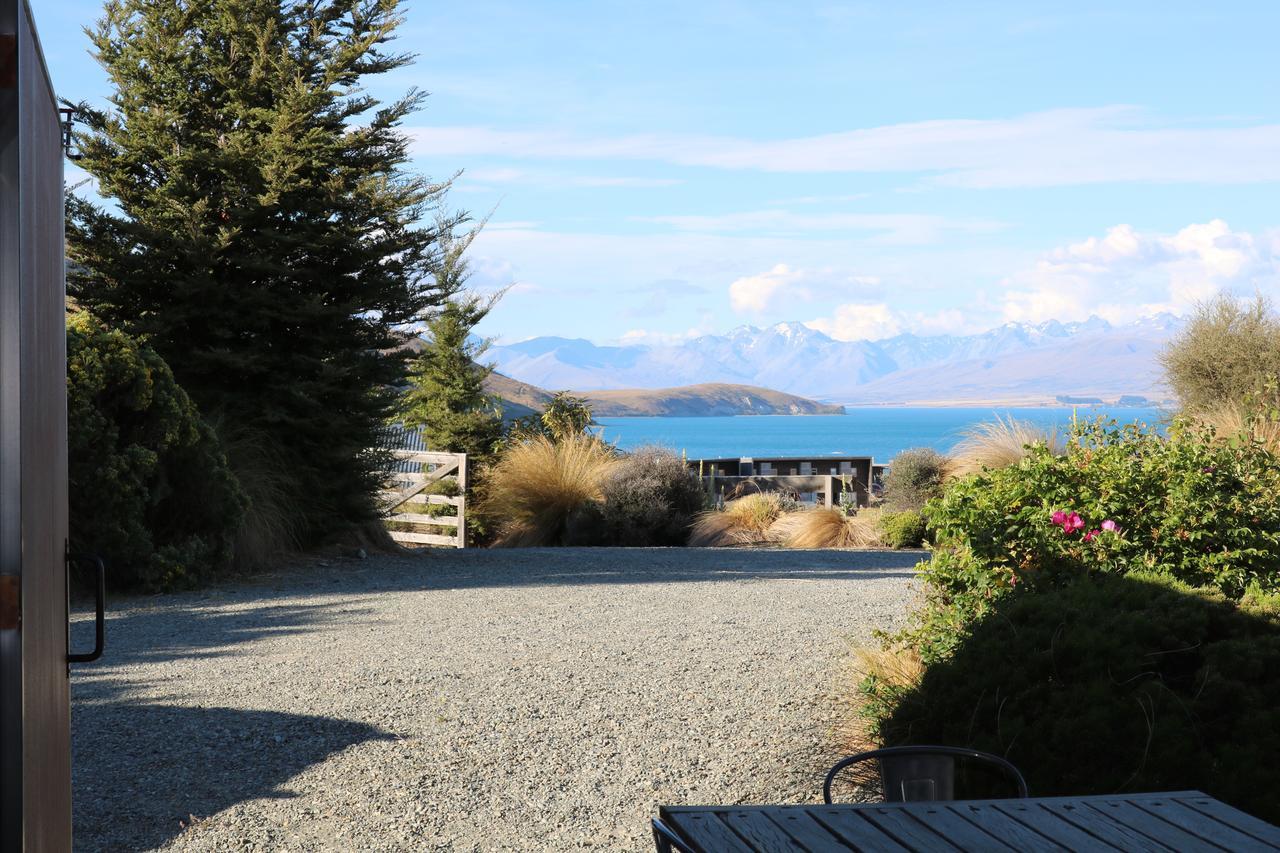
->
883 447 948 511
68 313 246 590
914 417 1280 659
599 447 705 546
879 510 927 549
864 572 1280 820
1161 293 1280 413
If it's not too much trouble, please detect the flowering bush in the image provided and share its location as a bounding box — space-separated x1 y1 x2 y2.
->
856 415 1280 818
913 417 1280 660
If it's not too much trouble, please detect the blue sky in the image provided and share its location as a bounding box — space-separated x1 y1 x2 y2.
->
42 1 1280 344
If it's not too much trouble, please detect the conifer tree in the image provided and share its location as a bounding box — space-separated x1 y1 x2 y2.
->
67 0 459 541
399 221 504 460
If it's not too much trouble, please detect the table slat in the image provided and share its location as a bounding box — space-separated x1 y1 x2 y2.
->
667 810 750 852
1039 799 1175 852
1085 799 1227 852
943 802 1068 853
1131 797 1274 852
857 805 963 851
659 793 1279 853
809 808 911 851
895 804 1017 851
718 810 806 852
990 801 1126 851
1175 795 1280 849
762 809 856 851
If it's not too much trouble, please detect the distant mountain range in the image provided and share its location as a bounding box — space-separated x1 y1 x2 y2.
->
486 315 1183 405
483 373 843 417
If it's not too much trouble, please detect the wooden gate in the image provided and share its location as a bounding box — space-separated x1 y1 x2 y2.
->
380 451 467 548
0 1 73 847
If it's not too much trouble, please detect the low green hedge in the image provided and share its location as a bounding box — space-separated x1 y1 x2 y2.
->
862 572 1280 820
879 509 928 549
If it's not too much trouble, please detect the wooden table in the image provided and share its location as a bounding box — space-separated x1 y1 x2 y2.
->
657 791 1280 851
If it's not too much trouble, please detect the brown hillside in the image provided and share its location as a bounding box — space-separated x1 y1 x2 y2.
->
483 375 843 417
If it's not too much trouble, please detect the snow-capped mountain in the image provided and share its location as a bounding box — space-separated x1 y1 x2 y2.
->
486 315 1183 404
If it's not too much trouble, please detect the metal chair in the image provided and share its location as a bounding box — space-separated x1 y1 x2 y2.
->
823 745 1029 804
651 817 697 853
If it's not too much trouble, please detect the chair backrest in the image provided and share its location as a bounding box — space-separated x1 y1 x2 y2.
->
652 817 696 853
824 746 1029 804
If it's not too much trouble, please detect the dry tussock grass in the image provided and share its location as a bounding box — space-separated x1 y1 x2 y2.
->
481 433 619 546
689 492 789 546
832 644 926 762
1193 405 1280 454
771 507 884 549
948 415 1064 478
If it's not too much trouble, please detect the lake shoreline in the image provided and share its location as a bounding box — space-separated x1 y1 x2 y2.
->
595 406 1166 461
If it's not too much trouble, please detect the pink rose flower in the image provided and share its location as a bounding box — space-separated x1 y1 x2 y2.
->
1083 529 1100 542
1051 510 1067 526
1101 519 1119 532
1067 512 1085 532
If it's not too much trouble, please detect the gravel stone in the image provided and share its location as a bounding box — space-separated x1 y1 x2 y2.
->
71 547 919 851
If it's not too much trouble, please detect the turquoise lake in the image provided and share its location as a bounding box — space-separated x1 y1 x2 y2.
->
595 406 1168 462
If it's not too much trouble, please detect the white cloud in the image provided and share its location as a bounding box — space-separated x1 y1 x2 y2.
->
911 309 974 335
805 305 974 342
1001 220 1280 324
727 264 883 314
617 325 713 346
806 303 903 341
729 264 810 313
410 107 1280 188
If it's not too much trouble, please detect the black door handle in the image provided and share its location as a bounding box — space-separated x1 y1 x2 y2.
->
67 553 105 664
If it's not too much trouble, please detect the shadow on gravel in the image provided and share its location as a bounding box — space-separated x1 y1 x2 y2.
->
72 701 391 851
71 600 351 674
395 547 924 592
69 548 921 670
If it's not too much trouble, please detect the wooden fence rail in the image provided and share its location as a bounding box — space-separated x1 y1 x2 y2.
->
380 450 467 548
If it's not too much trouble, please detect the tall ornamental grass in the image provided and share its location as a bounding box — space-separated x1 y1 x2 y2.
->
1193 403 1280 455
946 415 1064 478
770 507 882 549
689 492 792 546
480 434 619 546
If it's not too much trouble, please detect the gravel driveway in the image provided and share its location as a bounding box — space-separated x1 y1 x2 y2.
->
71 547 919 851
